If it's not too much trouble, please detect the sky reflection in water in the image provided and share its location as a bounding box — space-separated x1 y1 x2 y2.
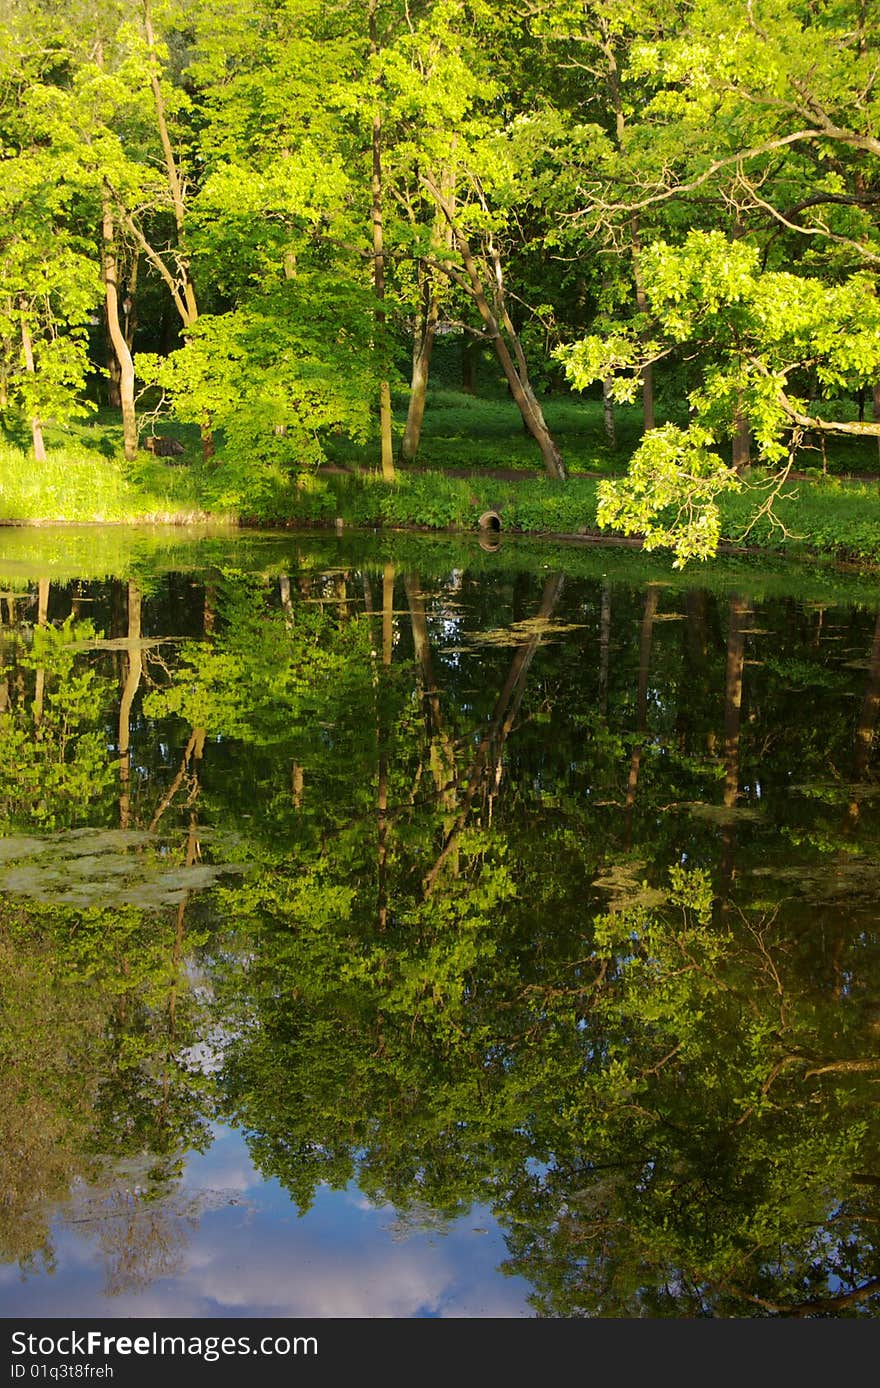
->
0 1126 530 1318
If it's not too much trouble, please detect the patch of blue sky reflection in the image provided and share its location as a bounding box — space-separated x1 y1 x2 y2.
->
0 1125 532 1319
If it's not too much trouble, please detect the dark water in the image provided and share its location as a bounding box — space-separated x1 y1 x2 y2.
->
2 527 880 1318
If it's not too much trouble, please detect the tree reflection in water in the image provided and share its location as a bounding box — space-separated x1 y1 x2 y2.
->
1 543 880 1316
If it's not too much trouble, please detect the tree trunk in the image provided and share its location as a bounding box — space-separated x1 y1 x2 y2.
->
105 309 122 408
461 335 479 394
102 199 138 461
424 178 566 480
602 378 617 448
118 582 143 830
631 223 655 433
401 177 456 464
19 309 45 462
400 296 438 463
873 382 880 464
600 21 654 438
370 7 395 482
732 403 751 472
143 5 215 457
720 594 750 892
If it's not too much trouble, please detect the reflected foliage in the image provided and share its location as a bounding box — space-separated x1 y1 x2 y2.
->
1 542 880 1314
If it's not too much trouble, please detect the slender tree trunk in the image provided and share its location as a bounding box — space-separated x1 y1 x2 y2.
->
400 290 438 464
424 178 565 480
601 20 654 436
19 309 45 462
624 584 659 847
732 401 751 472
631 219 655 433
102 198 138 461
143 5 214 459
401 173 456 464
602 378 617 448
118 582 143 830
104 249 137 410
456 245 563 476
0 312 11 410
461 335 479 394
370 8 395 482
720 594 750 892
32 578 49 727
144 7 196 326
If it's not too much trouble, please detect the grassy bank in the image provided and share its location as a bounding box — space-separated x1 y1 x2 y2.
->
2 394 880 568
0 440 218 524
246 466 880 566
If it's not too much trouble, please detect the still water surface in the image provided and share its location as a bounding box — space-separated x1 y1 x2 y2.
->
2 527 880 1318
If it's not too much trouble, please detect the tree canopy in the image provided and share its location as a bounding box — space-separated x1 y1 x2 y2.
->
2 0 880 549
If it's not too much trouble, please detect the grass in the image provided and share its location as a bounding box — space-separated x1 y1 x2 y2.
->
3 391 880 568
0 408 220 524
720 470 880 563
324 387 644 475
324 385 880 479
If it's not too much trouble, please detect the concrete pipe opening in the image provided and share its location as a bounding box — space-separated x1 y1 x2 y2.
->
478 510 502 533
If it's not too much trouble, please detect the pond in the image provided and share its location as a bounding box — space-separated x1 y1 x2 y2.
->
1 525 880 1319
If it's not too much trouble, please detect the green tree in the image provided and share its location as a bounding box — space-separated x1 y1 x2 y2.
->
559 230 880 563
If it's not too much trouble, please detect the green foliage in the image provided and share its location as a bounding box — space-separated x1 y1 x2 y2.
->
0 617 115 828
138 279 381 503
596 422 741 565
560 231 880 562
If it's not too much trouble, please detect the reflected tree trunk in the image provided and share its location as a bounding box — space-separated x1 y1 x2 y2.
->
32 578 49 728
370 4 394 482
720 594 751 892
376 565 395 928
678 589 709 754
846 608 880 829
279 575 294 629
598 582 611 718
149 726 206 832
404 573 457 828
623 584 659 847
118 582 143 830
423 573 565 896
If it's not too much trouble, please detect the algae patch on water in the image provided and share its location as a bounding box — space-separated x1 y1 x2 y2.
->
0 827 246 909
